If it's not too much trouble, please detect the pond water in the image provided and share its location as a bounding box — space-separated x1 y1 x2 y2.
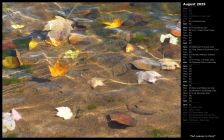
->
2 2 181 138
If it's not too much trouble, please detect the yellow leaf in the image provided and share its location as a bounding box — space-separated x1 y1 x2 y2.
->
126 43 135 53
102 18 123 29
48 61 69 77
63 49 79 60
3 56 20 69
29 39 39 50
11 24 24 29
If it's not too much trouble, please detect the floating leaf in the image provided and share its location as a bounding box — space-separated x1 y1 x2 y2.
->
125 43 135 53
11 24 24 29
29 39 38 50
88 77 105 89
3 56 20 69
56 106 73 120
63 49 79 60
136 71 163 84
102 18 123 29
11 108 22 121
48 61 69 77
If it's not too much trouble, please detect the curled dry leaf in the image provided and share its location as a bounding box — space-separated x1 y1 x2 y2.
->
136 71 163 84
48 61 69 77
56 106 73 120
88 77 105 89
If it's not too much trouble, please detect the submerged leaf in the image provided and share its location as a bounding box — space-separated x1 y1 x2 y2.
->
48 61 69 77
29 39 38 50
56 107 73 120
125 43 135 53
102 18 123 29
88 77 105 89
136 71 163 84
11 24 24 29
63 49 80 60
3 56 20 69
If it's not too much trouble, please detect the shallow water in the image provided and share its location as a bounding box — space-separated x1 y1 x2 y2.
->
3 2 181 138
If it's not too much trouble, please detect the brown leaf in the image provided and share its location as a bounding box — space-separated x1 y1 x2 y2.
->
108 113 136 126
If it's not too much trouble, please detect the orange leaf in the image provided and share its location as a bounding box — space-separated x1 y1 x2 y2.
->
170 29 181 37
48 61 69 77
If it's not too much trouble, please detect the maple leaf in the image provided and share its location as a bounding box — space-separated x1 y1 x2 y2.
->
48 61 69 77
102 18 123 29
